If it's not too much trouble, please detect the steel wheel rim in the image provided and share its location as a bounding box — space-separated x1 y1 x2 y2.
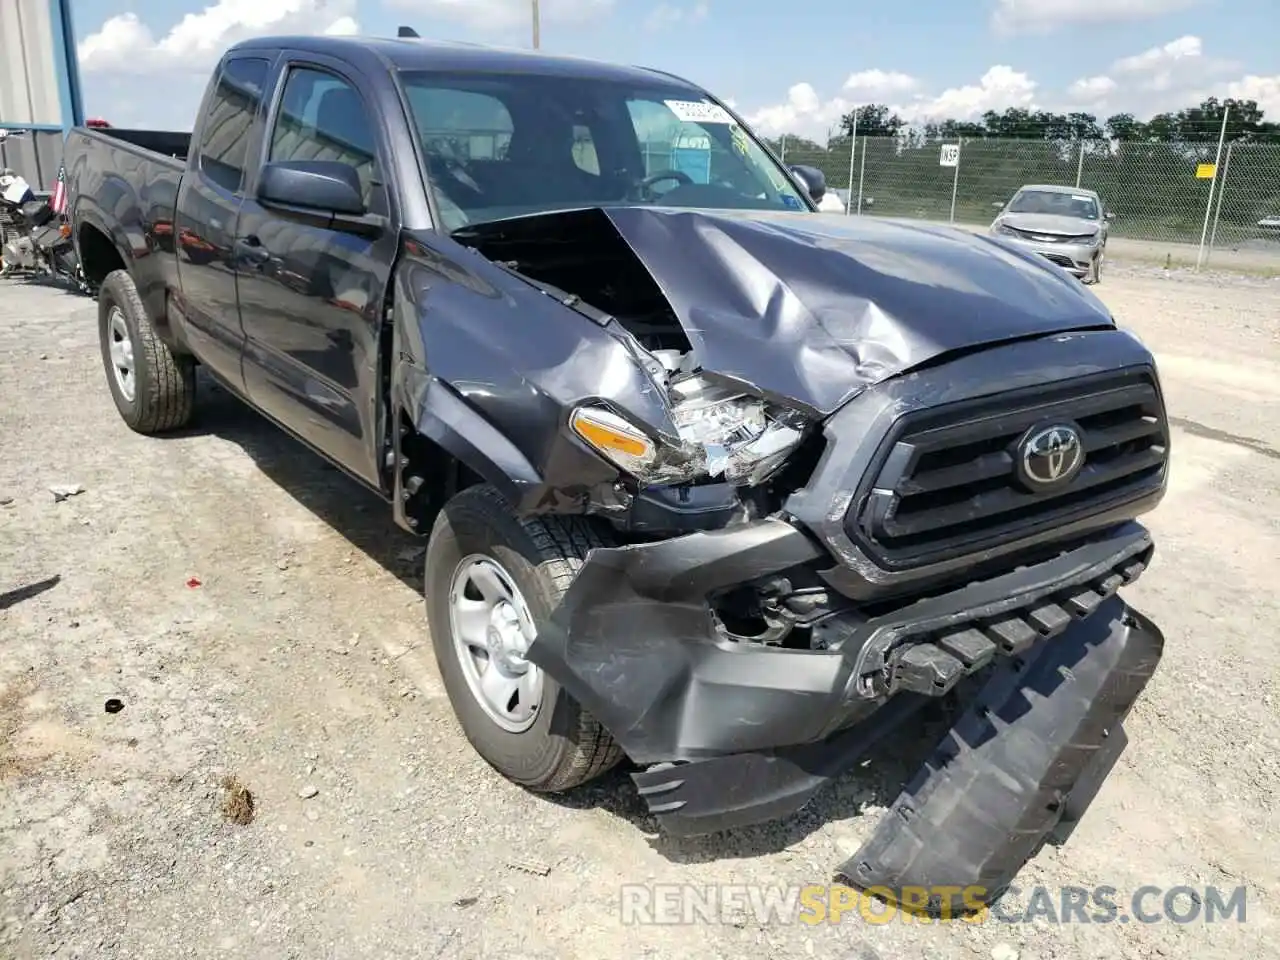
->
448 554 543 733
107 306 136 402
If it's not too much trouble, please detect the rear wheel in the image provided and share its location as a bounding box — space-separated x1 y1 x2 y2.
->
425 484 624 792
98 269 195 433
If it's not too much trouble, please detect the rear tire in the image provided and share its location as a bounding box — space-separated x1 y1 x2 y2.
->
98 269 195 433
425 484 624 792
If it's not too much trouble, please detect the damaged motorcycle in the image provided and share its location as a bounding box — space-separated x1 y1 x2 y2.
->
0 130 87 291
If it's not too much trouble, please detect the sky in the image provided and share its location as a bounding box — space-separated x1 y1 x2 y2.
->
70 0 1280 138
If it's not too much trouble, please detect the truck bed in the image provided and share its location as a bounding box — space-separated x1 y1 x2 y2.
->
63 125 193 322
72 127 190 169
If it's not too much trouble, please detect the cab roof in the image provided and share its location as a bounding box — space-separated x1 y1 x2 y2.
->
226 33 703 90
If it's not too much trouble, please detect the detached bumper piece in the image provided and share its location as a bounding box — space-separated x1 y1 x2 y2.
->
632 691 930 838
835 596 1164 916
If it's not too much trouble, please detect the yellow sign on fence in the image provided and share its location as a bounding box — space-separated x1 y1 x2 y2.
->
1195 163 1217 179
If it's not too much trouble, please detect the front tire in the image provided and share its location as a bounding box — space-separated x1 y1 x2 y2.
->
98 269 195 433
1084 250 1103 285
425 484 624 793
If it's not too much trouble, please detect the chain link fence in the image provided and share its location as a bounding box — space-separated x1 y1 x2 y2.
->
413 122 1279 268
776 135 1280 267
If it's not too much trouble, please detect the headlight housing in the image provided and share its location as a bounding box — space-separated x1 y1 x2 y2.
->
994 221 1019 237
570 376 809 487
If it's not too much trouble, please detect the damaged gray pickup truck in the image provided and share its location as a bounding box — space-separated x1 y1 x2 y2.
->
64 33 1169 912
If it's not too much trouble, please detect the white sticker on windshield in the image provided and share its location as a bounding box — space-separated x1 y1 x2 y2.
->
664 99 735 125
1071 194 1092 202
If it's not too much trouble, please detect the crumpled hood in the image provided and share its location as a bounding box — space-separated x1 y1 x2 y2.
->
999 212 1101 236
595 207 1115 414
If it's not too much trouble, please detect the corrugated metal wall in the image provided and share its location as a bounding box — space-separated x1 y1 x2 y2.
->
1 0 81 192
0 130 64 195
0 0 63 128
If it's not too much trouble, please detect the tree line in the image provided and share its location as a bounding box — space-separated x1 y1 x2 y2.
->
769 98 1280 150
760 98 1280 247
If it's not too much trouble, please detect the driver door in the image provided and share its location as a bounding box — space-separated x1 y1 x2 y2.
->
235 56 399 486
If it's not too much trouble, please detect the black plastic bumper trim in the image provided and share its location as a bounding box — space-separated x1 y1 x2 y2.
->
834 597 1164 915
630 692 931 837
527 514 1154 766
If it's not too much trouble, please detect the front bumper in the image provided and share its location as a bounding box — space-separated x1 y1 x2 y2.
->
524 517 1157 833
994 232 1101 276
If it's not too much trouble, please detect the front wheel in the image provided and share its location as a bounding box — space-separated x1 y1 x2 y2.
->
1084 250 1103 285
425 484 624 792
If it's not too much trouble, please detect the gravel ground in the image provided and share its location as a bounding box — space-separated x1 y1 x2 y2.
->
1 265 1278 959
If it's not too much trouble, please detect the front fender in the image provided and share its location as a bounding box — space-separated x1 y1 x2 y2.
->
387 236 679 522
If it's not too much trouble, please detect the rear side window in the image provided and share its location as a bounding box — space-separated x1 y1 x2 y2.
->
198 57 270 193
269 66 381 207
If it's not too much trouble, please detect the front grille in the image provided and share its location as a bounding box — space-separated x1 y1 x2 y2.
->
848 369 1168 569
1040 253 1080 269
1007 226 1096 244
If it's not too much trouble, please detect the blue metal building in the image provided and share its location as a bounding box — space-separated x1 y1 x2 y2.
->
0 0 85 192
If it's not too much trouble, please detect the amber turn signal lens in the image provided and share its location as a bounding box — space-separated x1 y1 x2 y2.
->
569 407 655 471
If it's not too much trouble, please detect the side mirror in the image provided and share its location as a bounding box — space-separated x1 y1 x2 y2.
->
788 164 826 203
992 201 1004 209
258 160 366 216
1105 210 1116 221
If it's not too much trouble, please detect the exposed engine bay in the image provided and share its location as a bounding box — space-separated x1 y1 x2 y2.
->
452 209 819 492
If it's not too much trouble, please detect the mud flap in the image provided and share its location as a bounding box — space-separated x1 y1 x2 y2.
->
834 597 1163 915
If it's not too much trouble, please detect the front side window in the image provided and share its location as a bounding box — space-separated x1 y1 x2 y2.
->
198 57 270 193
269 66 382 207
399 70 810 231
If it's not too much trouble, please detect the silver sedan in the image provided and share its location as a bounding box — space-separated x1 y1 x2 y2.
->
989 184 1112 284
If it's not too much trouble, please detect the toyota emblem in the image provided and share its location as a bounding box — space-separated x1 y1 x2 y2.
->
1016 423 1085 490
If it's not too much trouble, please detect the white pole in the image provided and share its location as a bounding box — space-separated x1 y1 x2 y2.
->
1075 141 1085 188
780 134 787 162
1196 103 1230 271
856 137 866 215
1207 140 1234 263
845 108 857 216
949 140 961 223
531 0 541 48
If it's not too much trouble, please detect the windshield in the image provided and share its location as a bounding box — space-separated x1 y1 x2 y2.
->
398 70 811 231
1008 189 1099 220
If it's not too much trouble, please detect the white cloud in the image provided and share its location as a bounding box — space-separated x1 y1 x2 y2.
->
746 66 1037 139
1113 34 1202 75
843 70 919 99
745 69 918 139
1225 75 1280 117
78 0 361 74
1068 76 1117 100
746 82 851 139
385 0 613 31
644 2 709 31
1063 35 1249 117
991 0 1201 34
897 66 1037 122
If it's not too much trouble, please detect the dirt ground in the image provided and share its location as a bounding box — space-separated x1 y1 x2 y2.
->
1 263 1278 960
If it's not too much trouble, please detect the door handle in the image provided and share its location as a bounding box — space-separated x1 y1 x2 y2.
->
234 236 272 267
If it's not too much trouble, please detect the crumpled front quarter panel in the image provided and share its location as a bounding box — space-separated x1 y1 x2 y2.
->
391 237 679 509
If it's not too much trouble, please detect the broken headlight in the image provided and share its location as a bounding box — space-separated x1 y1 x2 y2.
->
570 377 809 487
